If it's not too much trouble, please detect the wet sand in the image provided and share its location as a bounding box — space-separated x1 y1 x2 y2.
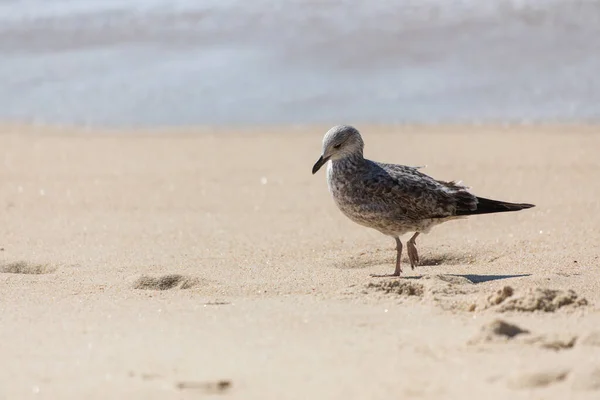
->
1 124 599 399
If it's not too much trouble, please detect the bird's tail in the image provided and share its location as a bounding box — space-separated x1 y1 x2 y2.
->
456 196 535 216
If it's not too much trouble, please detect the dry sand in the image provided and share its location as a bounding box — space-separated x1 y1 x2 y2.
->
1 124 599 399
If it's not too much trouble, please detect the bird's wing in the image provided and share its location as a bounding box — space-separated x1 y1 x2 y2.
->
363 161 477 220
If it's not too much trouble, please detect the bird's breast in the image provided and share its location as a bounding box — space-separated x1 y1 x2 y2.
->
327 166 379 222
325 161 418 235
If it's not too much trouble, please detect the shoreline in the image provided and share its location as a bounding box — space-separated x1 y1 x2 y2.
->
1 121 599 136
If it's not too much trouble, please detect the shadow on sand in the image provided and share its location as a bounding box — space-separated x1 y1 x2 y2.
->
451 274 531 284
335 252 531 284
389 273 531 283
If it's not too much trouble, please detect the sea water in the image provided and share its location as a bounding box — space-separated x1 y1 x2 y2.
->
1 0 599 126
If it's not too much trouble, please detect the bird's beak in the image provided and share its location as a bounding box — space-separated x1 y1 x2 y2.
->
312 155 330 174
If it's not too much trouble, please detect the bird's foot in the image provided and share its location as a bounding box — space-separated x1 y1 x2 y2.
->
407 240 419 270
370 263 402 278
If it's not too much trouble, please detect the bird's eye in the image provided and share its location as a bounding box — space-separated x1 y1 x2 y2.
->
333 144 341 149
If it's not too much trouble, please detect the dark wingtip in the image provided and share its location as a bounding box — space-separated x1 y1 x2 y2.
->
456 197 536 216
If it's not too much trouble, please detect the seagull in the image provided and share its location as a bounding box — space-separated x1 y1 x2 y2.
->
312 125 535 276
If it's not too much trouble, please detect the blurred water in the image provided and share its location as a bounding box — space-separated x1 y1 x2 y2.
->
1 0 600 126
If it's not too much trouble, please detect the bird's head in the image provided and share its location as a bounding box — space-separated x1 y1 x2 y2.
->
312 125 364 174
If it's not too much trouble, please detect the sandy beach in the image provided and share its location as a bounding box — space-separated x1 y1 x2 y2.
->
1 124 599 399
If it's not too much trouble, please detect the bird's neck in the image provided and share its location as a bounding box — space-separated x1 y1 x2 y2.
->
331 153 366 174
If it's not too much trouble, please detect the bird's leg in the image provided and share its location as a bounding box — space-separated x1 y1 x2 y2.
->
393 237 403 276
370 237 403 278
407 232 420 269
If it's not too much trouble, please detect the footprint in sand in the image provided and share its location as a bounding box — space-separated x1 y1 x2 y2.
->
132 274 200 290
128 372 232 393
507 368 570 389
0 261 57 274
469 321 598 391
175 380 232 393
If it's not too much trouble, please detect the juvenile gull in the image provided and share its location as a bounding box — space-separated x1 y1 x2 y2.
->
312 125 535 276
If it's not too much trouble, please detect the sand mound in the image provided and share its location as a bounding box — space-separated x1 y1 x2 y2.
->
423 274 474 297
365 275 478 310
497 288 588 312
366 280 424 297
419 274 478 311
132 274 200 290
0 261 56 274
473 286 588 312
427 275 473 285
367 279 588 316
486 286 514 307
469 319 529 345
469 320 577 351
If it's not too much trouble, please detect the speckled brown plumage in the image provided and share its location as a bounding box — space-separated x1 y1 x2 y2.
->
312 125 535 276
